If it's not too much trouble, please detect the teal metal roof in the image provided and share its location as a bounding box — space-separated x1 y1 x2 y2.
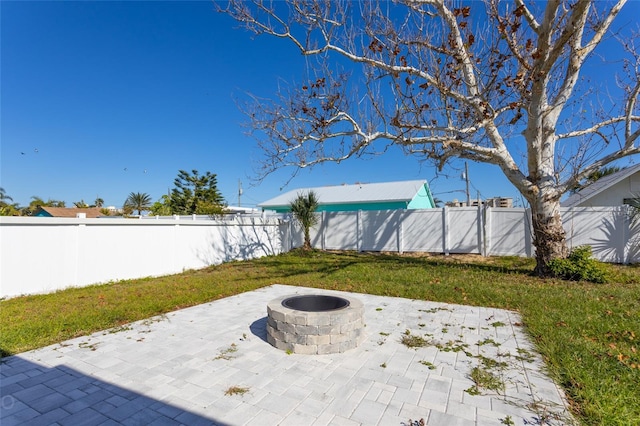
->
259 180 435 212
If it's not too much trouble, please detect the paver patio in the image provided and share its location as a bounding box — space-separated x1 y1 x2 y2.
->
0 285 574 425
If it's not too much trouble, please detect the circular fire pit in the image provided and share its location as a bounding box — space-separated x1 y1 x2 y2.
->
282 294 350 311
267 293 365 355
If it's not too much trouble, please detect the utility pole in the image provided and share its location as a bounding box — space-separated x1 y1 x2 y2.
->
238 180 243 207
465 162 470 206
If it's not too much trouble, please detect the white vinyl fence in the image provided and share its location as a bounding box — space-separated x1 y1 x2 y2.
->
0 215 285 299
296 206 639 263
1 206 637 298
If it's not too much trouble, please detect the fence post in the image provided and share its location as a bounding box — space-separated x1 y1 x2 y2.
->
477 203 483 256
524 208 533 257
483 206 490 257
321 211 326 250
442 206 450 255
621 206 629 263
397 211 404 254
357 210 362 252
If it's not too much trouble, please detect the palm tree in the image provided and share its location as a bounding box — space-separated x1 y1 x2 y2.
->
289 191 320 250
124 192 152 216
94 197 104 208
0 202 21 216
23 196 46 215
0 188 19 216
0 187 12 204
29 196 45 207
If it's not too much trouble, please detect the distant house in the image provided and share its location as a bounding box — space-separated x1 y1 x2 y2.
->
447 197 513 208
259 180 435 213
225 206 261 215
562 164 640 208
33 207 105 218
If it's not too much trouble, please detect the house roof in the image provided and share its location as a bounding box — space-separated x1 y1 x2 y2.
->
35 207 105 218
259 179 429 208
562 163 640 207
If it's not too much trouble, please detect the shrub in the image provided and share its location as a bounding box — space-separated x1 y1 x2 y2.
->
548 245 608 283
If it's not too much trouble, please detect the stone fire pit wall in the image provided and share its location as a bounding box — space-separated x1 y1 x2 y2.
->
266 294 365 355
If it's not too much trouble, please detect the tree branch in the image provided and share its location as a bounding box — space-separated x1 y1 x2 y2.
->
514 0 541 34
557 116 640 140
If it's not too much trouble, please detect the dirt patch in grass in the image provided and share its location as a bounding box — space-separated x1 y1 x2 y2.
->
364 251 525 266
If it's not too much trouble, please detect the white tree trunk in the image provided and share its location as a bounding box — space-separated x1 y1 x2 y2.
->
529 194 568 275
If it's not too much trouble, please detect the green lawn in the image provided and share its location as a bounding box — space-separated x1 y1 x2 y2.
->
1 250 638 425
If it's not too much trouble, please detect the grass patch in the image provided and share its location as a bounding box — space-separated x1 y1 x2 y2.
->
0 250 638 425
213 343 238 361
400 330 429 348
224 385 249 396
435 340 473 357
468 366 505 394
419 360 436 370
500 415 515 425
477 338 501 347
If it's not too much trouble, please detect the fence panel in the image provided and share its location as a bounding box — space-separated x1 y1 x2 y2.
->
562 207 628 263
322 212 359 250
447 208 482 254
1 222 79 296
401 209 445 252
488 208 532 257
78 223 178 287
361 210 401 252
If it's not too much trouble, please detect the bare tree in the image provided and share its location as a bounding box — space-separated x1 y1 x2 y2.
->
220 0 640 275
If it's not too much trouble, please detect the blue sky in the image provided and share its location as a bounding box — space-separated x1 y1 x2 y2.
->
1 1 638 209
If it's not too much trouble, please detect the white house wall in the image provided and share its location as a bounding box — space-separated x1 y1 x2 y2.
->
578 176 640 207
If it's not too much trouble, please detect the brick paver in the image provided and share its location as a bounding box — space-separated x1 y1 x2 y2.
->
0 285 575 425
